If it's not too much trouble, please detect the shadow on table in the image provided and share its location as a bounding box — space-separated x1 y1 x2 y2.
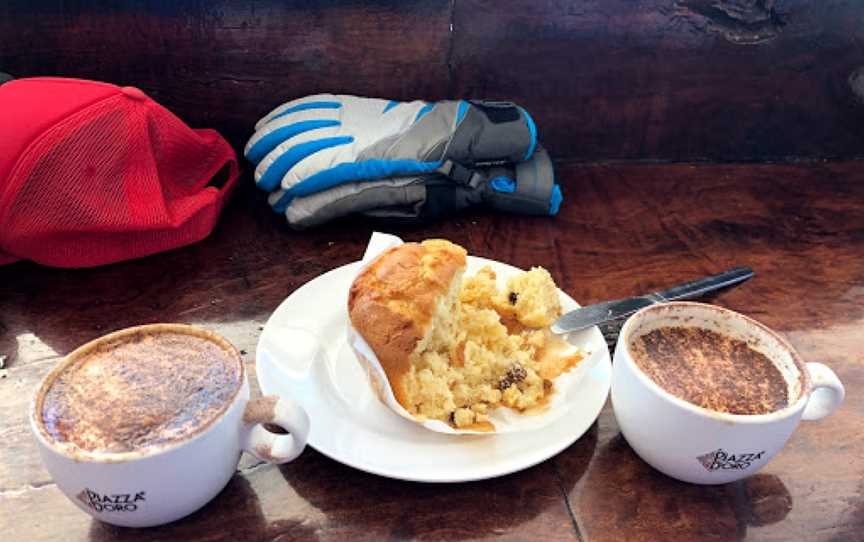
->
85 474 314 542
275 421 601 539
575 433 792 540
80 422 599 541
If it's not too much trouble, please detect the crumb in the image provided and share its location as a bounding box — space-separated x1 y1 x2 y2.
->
453 408 475 427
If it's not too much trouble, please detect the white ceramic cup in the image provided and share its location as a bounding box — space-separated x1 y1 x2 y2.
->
611 302 844 484
30 324 310 528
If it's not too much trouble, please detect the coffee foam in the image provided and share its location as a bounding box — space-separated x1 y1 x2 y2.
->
626 304 807 411
37 325 242 456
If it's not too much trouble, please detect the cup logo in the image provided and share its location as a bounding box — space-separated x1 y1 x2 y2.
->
76 488 146 512
697 448 766 471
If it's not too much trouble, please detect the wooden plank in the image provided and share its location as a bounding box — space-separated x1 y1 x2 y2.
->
3 436 576 542
0 0 452 149
3 1 864 161
449 0 864 162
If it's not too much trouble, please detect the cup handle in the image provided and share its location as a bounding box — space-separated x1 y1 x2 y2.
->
801 362 845 421
242 395 310 463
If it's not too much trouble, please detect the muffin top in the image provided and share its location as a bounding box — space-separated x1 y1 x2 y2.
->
348 239 466 407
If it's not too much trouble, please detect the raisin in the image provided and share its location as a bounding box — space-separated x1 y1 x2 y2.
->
499 363 528 390
508 291 519 305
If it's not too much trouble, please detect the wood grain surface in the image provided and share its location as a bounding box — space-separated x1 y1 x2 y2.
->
2 1 864 161
1 161 862 541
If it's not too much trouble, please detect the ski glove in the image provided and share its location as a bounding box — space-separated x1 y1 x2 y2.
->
244 94 563 227
245 94 538 212
283 146 562 229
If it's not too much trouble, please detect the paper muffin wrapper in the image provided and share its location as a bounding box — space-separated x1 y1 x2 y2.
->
347 232 601 435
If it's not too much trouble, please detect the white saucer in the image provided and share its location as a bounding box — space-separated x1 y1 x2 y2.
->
256 257 612 482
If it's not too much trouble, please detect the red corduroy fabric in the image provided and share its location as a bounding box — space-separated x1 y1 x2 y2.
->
0 77 239 268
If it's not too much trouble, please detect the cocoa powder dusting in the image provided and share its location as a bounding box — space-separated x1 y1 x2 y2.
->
41 332 241 453
629 326 788 415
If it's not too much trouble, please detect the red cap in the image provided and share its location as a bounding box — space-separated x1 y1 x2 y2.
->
0 77 239 268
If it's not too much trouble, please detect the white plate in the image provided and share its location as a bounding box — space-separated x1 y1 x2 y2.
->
256 257 612 482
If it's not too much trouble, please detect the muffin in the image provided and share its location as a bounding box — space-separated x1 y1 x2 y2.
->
348 239 582 430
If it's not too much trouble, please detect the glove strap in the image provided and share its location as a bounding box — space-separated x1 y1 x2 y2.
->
437 160 486 189
439 146 562 216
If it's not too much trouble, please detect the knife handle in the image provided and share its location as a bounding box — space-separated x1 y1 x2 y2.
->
652 267 754 302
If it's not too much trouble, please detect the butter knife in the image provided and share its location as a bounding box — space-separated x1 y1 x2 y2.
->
551 267 754 334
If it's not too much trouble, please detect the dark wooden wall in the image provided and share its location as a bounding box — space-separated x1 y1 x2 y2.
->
2 0 864 163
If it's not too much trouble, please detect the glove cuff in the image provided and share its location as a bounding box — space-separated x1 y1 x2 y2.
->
446 101 538 165
480 146 562 216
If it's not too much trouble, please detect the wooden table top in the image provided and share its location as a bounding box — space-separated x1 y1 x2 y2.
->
1 161 862 541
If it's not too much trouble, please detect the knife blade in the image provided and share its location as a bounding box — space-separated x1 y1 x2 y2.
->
551 267 755 334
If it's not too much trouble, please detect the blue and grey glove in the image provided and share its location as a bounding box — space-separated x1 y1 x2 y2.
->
281 146 561 228
245 94 562 227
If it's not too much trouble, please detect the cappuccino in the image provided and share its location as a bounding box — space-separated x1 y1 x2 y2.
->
629 326 788 415
39 328 241 454
612 302 844 485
